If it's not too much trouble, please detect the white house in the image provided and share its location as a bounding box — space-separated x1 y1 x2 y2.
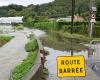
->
56 16 84 22
0 17 23 33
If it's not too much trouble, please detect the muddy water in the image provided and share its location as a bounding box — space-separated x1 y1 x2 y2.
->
40 31 89 51
39 31 89 80
32 29 89 80
44 47 88 80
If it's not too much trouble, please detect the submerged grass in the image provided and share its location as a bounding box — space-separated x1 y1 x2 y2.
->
41 30 89 51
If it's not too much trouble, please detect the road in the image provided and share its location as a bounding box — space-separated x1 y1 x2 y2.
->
0 33 28 80
0 28 46 80
44 47 100 80
90 43 100 76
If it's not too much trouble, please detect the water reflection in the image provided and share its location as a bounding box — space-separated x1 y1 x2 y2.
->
44 47 88 80
40 31 89 51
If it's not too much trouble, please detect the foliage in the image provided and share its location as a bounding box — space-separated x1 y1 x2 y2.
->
12 24 24 30
15 25 24 30
8 4 23 11
28 34 35 40
0 36 12 47
34 21 60 30
22 5 37 27
7 9 19 17
23 17 35 27
12 51 38 80
12 36 38 80
25 39 38 52
0 0 100 21
96 3 100 21
62 32 90 42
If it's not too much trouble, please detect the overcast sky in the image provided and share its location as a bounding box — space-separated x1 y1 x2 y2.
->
0 0 54 6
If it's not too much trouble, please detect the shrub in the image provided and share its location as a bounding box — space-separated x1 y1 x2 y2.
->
0 35 12 47
12 36 38 80
12 51 38 80
16 25 24 30
63 32 90 42
34 21 60 30
25 39 38 52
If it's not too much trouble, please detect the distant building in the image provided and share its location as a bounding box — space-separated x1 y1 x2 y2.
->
56 16 71 22
0 17 23 24
0 17 23 33
56 16 84 22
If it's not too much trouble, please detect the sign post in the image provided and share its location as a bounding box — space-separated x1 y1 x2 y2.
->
89 6 97 38
57 56 86 78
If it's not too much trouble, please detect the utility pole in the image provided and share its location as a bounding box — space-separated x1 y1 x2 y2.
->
71 0 75 56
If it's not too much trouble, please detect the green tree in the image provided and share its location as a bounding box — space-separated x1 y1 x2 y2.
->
23 17 34 27
7 9 18 16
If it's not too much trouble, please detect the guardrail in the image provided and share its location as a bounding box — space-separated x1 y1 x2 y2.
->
9 38 44 80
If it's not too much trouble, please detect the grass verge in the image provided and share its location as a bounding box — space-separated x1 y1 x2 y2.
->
0 35 12 47
11 36 38 80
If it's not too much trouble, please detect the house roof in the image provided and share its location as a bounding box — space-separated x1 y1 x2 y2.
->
0 17 23 24
57 17 71 22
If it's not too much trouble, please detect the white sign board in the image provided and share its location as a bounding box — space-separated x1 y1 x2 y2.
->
90 19 96 23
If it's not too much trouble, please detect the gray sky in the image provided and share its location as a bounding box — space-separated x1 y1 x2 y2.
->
0 0 54 6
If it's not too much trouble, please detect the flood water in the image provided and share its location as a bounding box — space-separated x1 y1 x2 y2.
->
40 31 89 51
44 47 88 80
39 30 89 80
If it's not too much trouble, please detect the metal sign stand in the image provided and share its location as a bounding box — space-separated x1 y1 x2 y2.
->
89 0 97 62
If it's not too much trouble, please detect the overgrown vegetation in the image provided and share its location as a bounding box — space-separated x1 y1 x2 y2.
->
0 0 100 19
0 0 99 38
34 21 100 37
12 24 24 30
25 39 38 52
34 21 60 30
40 30 90 51
11 36 38 80
0 35 12 47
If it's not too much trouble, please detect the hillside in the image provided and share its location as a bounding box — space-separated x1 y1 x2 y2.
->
0 0 100 20
35 0 100 19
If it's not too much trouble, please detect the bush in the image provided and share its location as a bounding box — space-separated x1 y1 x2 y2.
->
12 36 38 80
34 21 60 30
93 26 100 37
63 32 90 42
28 34 35 40
25 39 38 52
16 25 24 30
12 51 38 80
0 35 12 47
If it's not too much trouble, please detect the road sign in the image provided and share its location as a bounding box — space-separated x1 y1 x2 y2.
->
90 19 96 22
91 13 96 19
57 56 86 78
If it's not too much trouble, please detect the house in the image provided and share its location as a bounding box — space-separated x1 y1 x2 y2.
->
0 17 23 33
56 16 84 22
57 16 71 22
0 16 23 24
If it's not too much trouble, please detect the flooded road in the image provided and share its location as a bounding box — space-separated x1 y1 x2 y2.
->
29 29 99 80
37 30 89 80
44 47 88 80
